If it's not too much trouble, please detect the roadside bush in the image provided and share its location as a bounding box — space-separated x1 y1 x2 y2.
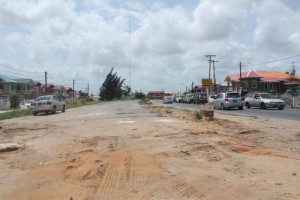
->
139 98 152 105
10 95 20 109
134 92 146 99
193 111 202 120
165 109 172 114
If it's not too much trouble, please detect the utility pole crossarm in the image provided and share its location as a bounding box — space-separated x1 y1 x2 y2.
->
212 60 219 93
205 55 216 79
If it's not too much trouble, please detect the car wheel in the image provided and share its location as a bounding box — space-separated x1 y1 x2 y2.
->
52 106 56 114
33 112 38 116
221 104 226 110
45 111 49 115
260 103 266 109
279 107 283 110
245 102 250 109
238 106 243 110
62 105 65 112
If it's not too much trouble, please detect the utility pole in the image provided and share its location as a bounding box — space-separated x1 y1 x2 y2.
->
45 71 47 95
73 79 75 102
205 55 216 79
87 83 89 96
212 60 219 93
191 82 194 93
240 62 243 95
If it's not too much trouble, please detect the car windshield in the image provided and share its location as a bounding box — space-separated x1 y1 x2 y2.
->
35 96 51 101
226 93 240 98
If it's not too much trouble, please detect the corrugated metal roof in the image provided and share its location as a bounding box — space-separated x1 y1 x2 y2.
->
227 70 300 82
0 75 16 83
258 71 300 79
13 78 33 84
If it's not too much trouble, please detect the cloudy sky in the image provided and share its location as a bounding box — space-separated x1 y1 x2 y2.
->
0 0 299 94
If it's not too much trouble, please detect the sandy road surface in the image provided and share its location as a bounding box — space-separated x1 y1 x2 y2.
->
0 100 299 200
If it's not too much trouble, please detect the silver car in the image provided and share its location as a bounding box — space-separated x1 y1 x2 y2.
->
213 92 244 110
31 95 66 115
163 96 173 104
244 93 285 110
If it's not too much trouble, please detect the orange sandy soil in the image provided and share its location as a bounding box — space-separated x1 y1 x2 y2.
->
0 103 299 200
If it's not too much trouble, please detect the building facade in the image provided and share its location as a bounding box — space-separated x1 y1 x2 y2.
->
225 70 300 94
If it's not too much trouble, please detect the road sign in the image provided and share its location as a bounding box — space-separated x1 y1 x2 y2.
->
202 79 213 88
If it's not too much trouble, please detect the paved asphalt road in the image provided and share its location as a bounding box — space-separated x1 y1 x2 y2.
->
152 100 300 122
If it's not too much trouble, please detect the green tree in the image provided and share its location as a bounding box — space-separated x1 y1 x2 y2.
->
10 94 20 109
134 91 145 99
99 68 127 101
78 90 89 98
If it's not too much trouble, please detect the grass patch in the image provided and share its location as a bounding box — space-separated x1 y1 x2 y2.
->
139 98 152 105
0 109 32 120
0 101 98 121
66 100 98 109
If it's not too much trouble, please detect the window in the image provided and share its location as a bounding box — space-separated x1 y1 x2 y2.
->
243 81 248 88
264 84 268 90
269 83 273 90
216 94 222 99
252 80 257 88
17 84 22 91
11 84 16 91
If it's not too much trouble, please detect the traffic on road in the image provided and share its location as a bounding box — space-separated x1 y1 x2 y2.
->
152 99 300 122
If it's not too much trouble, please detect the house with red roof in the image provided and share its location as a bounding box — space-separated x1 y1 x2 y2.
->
33 82 74 99
225 70 300 94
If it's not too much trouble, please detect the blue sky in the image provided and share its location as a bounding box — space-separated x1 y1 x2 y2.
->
0 0 299 94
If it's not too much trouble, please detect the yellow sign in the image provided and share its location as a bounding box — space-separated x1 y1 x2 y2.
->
202 79 213 88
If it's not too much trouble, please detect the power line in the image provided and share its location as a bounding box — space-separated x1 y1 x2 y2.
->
0 73 43 81
247 53 300 66
0 63 44 74
47 73 71 83
205 55 216 79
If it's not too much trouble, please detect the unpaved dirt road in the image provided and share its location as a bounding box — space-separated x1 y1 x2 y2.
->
0 100 299 200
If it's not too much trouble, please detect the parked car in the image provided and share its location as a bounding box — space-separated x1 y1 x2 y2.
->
175 95 184 103
213 92 244 110
193 92 208 104
24 100 34 108
284 88 300 96
163 96 173 104
186 93 194 104
244 93 285 110
31 95 66 116
181 95 188 103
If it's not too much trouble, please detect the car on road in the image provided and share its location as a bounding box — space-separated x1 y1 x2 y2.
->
208 95 216 103
184 93 193 104
213 92 244 110
25 100 34 108
175 95 183 103
181 95 189 103
163 96 173 104
31 95 66 115
193 92 208 104
284 87 300 96
244 93 285 110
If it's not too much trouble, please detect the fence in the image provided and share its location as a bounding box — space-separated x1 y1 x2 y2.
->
281 94 300 108
0 98 10 110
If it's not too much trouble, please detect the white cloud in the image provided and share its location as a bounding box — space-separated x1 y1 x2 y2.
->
0 0 299 94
